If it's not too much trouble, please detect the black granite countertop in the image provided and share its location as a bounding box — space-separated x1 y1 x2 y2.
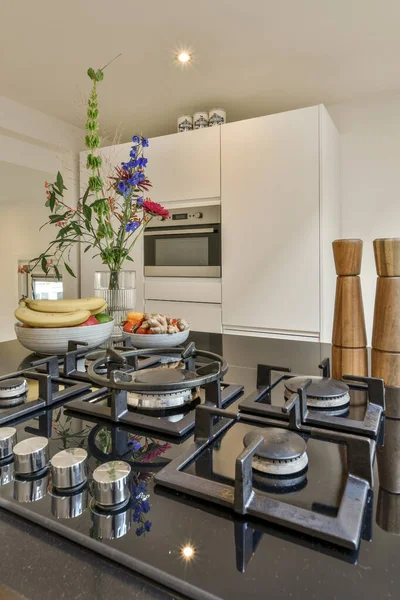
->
0 333 398 600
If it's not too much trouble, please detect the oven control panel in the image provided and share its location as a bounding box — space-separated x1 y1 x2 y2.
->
148 205 220 228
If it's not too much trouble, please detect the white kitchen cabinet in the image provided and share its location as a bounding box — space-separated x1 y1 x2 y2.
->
145 127 220 205
144 300 222 334
221 105 340 341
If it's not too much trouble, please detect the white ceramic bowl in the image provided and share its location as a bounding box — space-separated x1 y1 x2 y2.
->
126 328 190 349
15 320 115 355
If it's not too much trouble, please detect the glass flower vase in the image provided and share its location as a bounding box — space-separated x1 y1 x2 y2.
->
94 270 136 337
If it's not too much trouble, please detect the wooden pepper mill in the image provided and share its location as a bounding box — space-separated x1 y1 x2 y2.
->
372 238 400 417
331 239 368 380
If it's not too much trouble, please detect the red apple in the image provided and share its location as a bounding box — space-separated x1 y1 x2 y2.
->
78 316 99 327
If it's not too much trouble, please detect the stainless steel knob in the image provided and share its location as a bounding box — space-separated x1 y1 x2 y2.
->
14 472 49 503
0 461 14 486
50 448 88 490
92 460 131 508
194 212 203 218
0 427 17 460
14 437 49 475
50 487 88 519
91 505 131 540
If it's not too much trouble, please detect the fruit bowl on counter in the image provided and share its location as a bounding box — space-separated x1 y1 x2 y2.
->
14 297 114 355
122 312 190 348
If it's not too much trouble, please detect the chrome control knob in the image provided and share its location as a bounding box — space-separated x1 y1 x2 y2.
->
193 212 203 218
14 437 49 475
50 486 88 519
0 427 17 460
91 504 131 540
0 461 14 486
14 472 49 503
92 460 131 508
50 448 88 490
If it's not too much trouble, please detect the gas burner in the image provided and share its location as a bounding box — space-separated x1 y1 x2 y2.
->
66 342 244 437
239 359 385 440
155 405 376 550
243 427 308 477
284 376 350 414
0 378 28 407
127 388 194 411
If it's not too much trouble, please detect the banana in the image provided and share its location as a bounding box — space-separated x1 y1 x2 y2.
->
15 301 90 328
90 302 107 316
25 297 106 314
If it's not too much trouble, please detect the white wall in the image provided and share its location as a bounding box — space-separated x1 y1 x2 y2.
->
0 97 84 341
328 92 400 345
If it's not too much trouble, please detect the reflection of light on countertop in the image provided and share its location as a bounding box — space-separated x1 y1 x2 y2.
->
181 543 195 561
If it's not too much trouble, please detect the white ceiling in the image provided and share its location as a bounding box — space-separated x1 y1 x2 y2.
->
1 0 400 141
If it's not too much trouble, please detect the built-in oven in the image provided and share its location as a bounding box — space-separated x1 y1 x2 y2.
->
144 205 221 277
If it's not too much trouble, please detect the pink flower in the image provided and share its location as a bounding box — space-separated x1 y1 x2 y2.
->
56 221 66 227
17 265 29 274
142 200 170 219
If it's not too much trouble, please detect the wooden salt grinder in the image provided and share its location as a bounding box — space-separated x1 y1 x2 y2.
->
332 239 368 379
372 238 400 417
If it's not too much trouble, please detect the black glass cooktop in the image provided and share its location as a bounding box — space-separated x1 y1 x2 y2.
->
0 334 399 600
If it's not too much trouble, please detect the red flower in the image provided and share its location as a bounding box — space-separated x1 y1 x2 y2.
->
142 200 170 219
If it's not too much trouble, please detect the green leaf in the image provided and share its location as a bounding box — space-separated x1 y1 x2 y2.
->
84 220 91 232
71 222 82 236
64 263 76 278
95 69 104 82
54 264 61 280
55 409 61 423
49 192 56 212
87 67 96 80
41 256 48 274
57 172 64 194
81 187 90 205
84 245 92 253
45 200 50 207
82 205 92 221
125 255 134 261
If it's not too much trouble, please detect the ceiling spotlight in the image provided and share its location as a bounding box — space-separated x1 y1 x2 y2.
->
176 50 192 65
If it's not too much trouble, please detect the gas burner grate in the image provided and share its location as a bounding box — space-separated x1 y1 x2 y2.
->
0 370 91 427
30 337 160 384
65 342 243 437
155 402 376 550
238 358 385 441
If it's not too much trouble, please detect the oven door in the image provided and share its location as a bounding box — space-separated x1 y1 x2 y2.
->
144 225 221 277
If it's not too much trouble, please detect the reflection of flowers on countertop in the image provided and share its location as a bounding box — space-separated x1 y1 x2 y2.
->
130 435 172 463
132 476 152 536
52 410 91 450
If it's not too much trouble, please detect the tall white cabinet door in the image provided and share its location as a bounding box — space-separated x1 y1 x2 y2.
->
145 127 220 204
221 107 320 336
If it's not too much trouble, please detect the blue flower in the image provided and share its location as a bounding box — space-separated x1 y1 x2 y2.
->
131 439 141 451
118 181 128 194
136 196 144 206
133 509 141 522
126 221 140 233
138 172 145 182
142 137 149 147
136 526 144 536
144 520 152 532
121 162 131 171
130 148 137 159
142 499 150 513
132 135 141 144
136 157 148 168
138 481 147 492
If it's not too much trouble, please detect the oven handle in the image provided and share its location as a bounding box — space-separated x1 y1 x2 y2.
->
144 227 216 236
